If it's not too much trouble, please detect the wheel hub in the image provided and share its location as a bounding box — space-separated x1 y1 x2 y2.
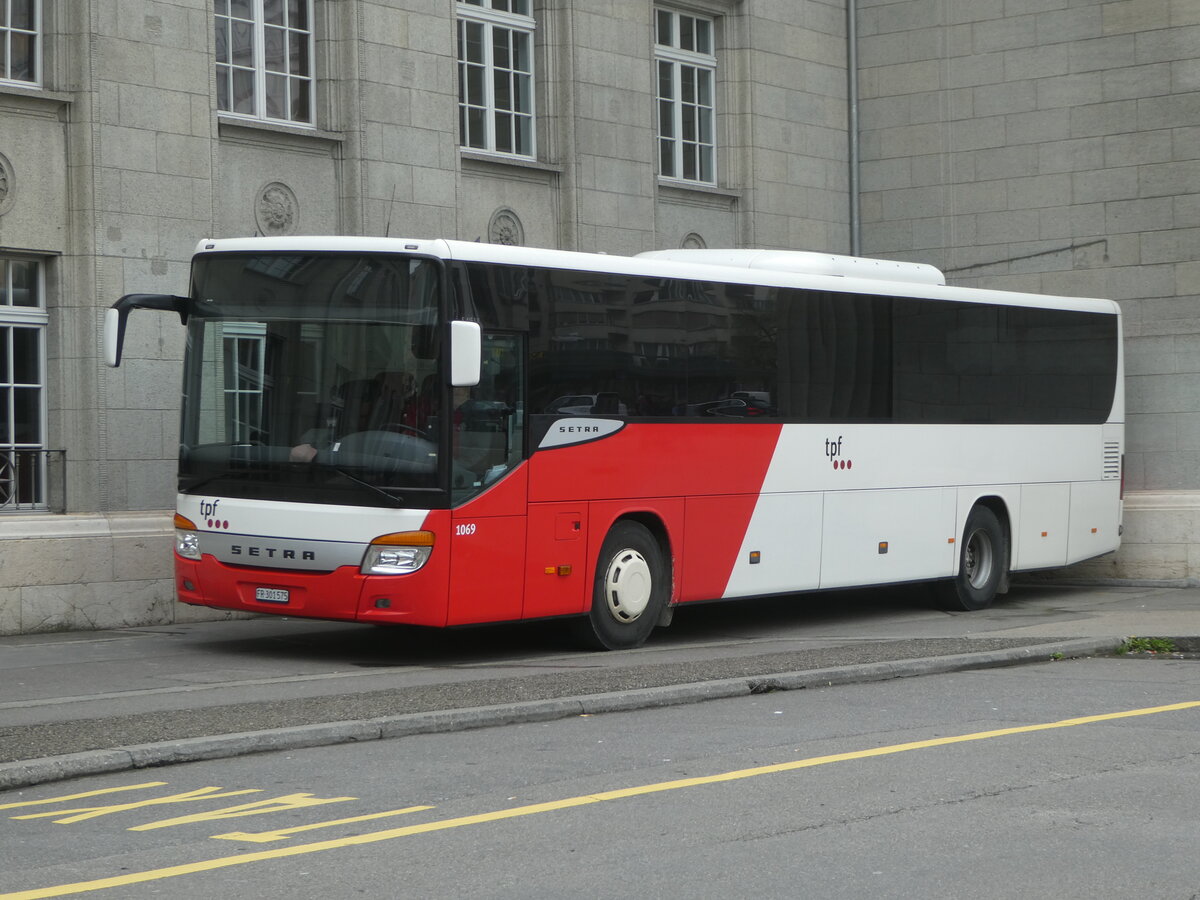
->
603 548 652 623
964 529 994 589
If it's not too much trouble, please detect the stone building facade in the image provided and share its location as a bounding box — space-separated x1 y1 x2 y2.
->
0 0 1195 634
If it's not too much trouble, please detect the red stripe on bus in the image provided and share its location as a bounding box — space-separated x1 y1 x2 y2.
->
530 423 783 604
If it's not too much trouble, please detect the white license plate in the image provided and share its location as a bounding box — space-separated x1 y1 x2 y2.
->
254 587 290 604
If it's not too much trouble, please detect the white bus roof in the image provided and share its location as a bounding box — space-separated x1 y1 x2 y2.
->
192 236 1120 315
637 248 946 286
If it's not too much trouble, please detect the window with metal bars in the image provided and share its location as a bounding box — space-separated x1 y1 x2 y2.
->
0 256 53 511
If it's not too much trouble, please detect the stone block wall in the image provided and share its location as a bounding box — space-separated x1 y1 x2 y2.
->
855 0 1200 582
0 512 243 634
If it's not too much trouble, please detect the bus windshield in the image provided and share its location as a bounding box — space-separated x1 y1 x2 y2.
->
179 253 447 507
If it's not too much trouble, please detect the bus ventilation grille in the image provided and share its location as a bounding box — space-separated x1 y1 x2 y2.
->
1102 443 1121 480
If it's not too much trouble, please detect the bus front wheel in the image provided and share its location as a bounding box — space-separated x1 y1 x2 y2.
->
574 521 668 651
939 505 1007 612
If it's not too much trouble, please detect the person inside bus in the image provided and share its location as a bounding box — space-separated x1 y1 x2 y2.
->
367 370 415 431
288 370 416 463
400 373 439 432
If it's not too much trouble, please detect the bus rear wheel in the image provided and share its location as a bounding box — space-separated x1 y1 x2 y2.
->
939 505 1007 611
574 521 668 651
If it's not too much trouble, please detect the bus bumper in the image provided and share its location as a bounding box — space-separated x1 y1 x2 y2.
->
175 554 452 627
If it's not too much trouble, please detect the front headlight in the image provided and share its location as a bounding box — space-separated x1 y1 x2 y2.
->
361 531 435 575
174 513 202 561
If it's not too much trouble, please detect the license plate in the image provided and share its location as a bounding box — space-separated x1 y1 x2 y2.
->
255 587 290 604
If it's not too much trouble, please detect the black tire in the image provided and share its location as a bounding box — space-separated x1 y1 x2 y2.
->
574 521 668 650
939 505 1007 611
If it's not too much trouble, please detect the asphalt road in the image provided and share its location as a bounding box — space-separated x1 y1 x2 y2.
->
3 581 1197 792
2 657 1197 899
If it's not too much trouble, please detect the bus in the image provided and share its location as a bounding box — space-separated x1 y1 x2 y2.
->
105 238 1124 650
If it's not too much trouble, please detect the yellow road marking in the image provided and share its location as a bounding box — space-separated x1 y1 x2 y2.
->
11 788 262 825
0 784 168 812
2 699 1197 899
129 793 357 831
212 805 435 843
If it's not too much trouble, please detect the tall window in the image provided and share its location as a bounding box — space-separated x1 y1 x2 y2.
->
0 257 48 511
222 325 268 443
655 8 716 184
1 0 40 85
457 0 536 158
215 0 314 125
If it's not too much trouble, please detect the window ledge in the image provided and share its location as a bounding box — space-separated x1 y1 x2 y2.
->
218 115 344 153
0 83 71 116
657 180 741 207
0 511 172 539
460 150 562 178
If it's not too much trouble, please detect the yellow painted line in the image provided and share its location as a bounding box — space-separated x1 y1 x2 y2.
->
2 699 1197 900
0 784 168 812
129 793 357 832
11 788 263 825
212 805 435 843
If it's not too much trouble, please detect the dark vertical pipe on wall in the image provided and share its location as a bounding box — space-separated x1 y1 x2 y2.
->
847 0 861 256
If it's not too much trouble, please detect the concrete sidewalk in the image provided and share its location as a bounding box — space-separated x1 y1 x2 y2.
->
1 582 1197 791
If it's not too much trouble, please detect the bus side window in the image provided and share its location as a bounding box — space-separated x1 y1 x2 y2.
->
453 333 525 497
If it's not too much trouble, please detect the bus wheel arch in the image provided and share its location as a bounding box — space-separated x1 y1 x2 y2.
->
574 515 673 650
939 499 1010 611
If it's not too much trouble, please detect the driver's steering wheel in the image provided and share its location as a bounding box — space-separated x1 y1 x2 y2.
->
380 422 424 438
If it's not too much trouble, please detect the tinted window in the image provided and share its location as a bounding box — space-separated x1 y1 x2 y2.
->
523 267 781 422
683 280 778 418
891 300 1118 424
455 261 531 331
468 262 1118 431
776 291 892 421
528 266 670 418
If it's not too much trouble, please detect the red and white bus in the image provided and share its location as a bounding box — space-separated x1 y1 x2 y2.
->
106 238 1124 649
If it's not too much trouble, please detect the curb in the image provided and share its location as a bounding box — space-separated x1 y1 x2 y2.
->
0 637 1119 792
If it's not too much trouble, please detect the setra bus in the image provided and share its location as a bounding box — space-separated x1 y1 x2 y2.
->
105 237 1124 649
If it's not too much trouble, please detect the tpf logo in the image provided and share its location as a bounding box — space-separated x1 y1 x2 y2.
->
825 436 853 471
199 499 230 530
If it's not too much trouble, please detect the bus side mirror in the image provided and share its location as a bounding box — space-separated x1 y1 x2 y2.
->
103 308 125 367
104 294 189 367
449 320 481 387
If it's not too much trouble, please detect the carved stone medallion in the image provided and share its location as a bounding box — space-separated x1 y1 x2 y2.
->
255 181 299 236
488 208 524 246
0 153 14 217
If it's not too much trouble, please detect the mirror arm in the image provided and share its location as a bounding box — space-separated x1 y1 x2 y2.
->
104 294 189 367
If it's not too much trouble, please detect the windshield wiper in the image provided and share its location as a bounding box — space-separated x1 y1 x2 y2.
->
319 464 406 508
179 468 267 495
179 460 408 508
